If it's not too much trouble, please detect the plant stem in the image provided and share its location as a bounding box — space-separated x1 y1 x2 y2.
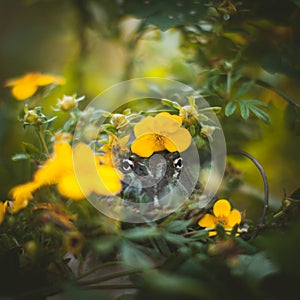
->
84 284 137 290
75 261 125 281
77 268 143 286
226 71 231 100
36 126 49 157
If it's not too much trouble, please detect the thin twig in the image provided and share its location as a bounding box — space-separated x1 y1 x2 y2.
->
36 126 49 157
75 261 125 281
84 284 137 290
242 77 300 107
228 150 269 238
77 268 143 286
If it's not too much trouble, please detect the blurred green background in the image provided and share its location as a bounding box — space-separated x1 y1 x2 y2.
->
0 0 299 223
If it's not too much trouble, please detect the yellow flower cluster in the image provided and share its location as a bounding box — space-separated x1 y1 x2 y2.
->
131 112 192 157
198 199 242 236
9 142 123 213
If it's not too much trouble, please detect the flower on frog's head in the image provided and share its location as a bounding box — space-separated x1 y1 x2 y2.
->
5 72 65 100
131 112 192 158
0 201 8 224
198 199 242 236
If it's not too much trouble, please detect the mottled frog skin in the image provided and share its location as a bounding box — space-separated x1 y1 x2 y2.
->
119 151 184 207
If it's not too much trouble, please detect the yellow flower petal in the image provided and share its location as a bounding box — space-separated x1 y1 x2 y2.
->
5 72 65 100
208 231 217 237
134 116 156 137
94 165 123 195
73 143 123 196
35 74 65 86
10 182 40 213
213 199 231 218
56 172 85 200
34 142 73 185
163 137 177 152
166 127 192 152
131 134 158 157
0 201 8 224
198 213 216 228
11 83 38 100
158 112 182 125
227 209 242 227
156 114 181 133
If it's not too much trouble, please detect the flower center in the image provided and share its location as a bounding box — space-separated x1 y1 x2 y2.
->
155 134 165 145
217 215 228 226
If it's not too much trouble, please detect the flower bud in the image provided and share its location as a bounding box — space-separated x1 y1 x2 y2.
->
24 109 39 124
57 95 77 112
179 105 198 125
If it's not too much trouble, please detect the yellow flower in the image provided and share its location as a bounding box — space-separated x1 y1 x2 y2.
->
0 201 8 224
198 199 242 236
9 141 123 211
72 143 123 197
10 182 40 213
5 72 65 100
131 112 192 157
100 135 130 166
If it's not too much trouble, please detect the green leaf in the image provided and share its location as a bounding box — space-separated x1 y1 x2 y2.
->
122 226 160 241
164 233 187 245
249 105 271 124
225 101 237 116
22 142 41 155
232 253 278 283
236 81 255 98
93 237 118 255
242 99 268 107
120 241 153 268
165 220 192 233
42 116 57 124
11 153 28 161
161 99 181 110
239 101 250 120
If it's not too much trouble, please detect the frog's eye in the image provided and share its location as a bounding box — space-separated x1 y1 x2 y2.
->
173 157 183 171
121 158 134 172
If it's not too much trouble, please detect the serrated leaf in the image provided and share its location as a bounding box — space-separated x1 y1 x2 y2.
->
225 101 237 116
249 105 271 124
239 101 250 120
165 220 192 233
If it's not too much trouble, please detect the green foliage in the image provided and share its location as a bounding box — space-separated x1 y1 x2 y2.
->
0 0 300 299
